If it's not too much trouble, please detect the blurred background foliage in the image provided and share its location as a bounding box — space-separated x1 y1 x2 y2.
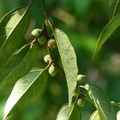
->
0 0 120 120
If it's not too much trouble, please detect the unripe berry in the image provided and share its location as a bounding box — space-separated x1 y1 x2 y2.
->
48 39 56 49
44 54 51 63
48 64 57 77
74 87 80 96
77 98 85 107
31 28 41 37
45 18 53 37
38 36 46 45
77 74 86 84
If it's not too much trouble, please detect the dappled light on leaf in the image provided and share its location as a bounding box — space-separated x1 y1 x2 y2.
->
84 83 116 120
0 7 30 64
4 69 47 120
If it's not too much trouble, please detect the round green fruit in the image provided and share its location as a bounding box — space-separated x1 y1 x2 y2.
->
45 18 53 37
48 64 57 77
38 36 46 45
74 87 80 96
77 74 86 84
44 54 51 63
31 28 41 37
77 98 85 107
48 39 56 49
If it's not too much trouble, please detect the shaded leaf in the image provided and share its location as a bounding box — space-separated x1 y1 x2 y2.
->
84 83 116 120
0 6 30 64
4 68 47 120
0 43 38 90
56 104 82 120
54 28 78 106
93 13 120 56
106 0 120 19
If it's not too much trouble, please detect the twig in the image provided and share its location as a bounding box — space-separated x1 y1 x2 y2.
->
41 0 47 19
27 0 35 10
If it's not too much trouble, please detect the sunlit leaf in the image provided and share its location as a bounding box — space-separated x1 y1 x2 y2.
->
89 110 100 120
0 6 30 64
106 0 120 19
93 13 120 56
84 83 116 120
89 110 106 120
4 68 47 120
54 28 78 106
0 43 38 90
56 104 82 120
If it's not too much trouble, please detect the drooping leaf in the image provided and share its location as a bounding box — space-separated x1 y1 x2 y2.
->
0 6 30 64
4 68 47 120
84 83 116 120
0 43 38 90
54 28 78 106
106 0 120 19
93 13 120 56
56 104 82 120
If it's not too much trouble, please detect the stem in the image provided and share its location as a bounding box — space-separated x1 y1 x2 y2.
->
74 95 79 105
111 101 120 107
54 60 65 75
47 47 65 75
41 0 64 76
41 0 47 19
27 0 35 10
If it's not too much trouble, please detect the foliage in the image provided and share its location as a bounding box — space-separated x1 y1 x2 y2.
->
0 0 120 120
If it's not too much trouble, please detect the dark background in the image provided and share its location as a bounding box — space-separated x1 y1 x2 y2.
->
0 0 120 119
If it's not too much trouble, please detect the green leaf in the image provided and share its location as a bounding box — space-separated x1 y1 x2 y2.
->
106 0 120 19
4 68 47 120
84 83 116 120
89 110 106 120
89 110 100 120
0 43 38 90
0 6 30 64
93 13 120 56
54 28 78 106
56 104 82 120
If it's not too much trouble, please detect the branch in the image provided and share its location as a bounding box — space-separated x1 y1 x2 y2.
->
41 0 47 19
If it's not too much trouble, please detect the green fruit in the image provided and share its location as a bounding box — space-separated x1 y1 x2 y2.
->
44 54 51 63
77 74 86 84
48 64 57 77
77 98 85 107
38 36 46 45
45 18 53 37
48 39 56 49
31 28 41 36
74 87 80 96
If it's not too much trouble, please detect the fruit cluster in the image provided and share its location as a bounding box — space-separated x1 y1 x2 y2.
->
31 18 57 77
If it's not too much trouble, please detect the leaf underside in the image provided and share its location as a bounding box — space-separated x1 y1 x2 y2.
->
54 28 78 106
